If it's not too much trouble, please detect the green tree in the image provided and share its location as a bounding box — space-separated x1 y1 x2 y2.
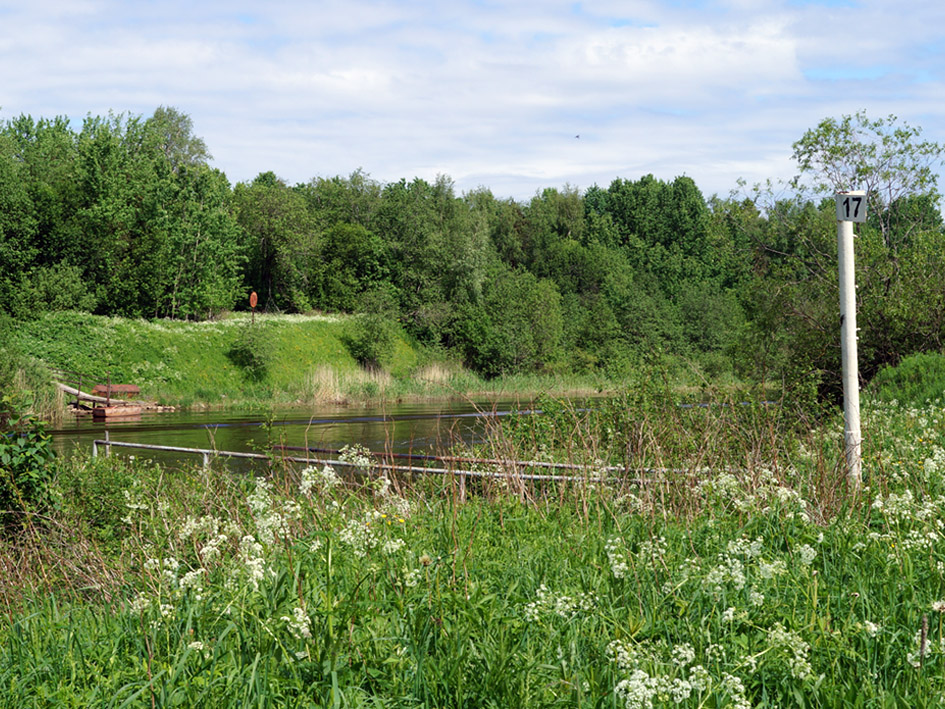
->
315 222 390 312
74 112 177 317
451 266 563 377
0 131 38 316
164 164 245 319
146 105 211 174
792 111 945 249
235 172 318 312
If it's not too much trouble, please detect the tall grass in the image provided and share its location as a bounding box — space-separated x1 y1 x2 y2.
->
3 388 945 706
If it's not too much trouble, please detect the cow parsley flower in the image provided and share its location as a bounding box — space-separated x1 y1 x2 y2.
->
282 606 312 640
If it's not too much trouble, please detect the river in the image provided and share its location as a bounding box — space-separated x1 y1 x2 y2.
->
49 399 536 469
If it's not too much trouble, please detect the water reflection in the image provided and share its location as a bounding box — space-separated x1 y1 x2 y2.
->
50 400 535 468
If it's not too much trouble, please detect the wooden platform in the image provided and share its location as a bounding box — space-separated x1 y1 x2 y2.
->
92 405 142 419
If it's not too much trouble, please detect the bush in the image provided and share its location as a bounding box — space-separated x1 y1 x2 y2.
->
0 394 57 528
870 351 945 406
342 288 400 370
342 314 396 370
227 324 274 381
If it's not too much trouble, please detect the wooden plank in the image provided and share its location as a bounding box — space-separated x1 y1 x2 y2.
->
92 406 142 418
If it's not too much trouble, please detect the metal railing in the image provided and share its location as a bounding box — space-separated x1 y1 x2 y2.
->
89 435 659 483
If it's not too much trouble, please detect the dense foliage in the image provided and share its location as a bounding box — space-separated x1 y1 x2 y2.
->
2 108 944 393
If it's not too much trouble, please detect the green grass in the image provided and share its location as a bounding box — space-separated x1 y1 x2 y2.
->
3 392 945 705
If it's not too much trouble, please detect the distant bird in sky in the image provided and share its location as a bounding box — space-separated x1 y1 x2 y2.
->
574 134 580 139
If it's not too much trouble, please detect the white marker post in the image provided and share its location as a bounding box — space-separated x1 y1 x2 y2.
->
835 190 866 488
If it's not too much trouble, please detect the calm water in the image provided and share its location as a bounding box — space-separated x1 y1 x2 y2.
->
49 400 535 469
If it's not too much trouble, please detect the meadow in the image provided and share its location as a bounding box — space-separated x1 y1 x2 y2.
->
3 371 945 708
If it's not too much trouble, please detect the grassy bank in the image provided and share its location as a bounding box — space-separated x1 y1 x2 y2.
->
9 311 627 412
3 383 945 705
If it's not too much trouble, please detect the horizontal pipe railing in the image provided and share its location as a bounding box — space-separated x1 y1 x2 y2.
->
90 438 687 484
272 444 627 472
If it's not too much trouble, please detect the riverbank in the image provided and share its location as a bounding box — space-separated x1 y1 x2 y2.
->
9 310 715 418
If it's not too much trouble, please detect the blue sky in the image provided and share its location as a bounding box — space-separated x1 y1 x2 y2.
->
2 0 943 201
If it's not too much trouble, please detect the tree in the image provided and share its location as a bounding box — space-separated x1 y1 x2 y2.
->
235 172 318 312
146 106 211 174
451 266 563 377
791 111 945 249
0 132 38 315
164 165 245 319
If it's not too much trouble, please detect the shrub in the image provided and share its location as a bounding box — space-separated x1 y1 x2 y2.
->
0 394 57 529
342 314 396 370
870 351 945 406
227 324 274 381
342 288 400 370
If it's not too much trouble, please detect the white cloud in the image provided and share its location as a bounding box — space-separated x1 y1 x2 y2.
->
1 0 943 201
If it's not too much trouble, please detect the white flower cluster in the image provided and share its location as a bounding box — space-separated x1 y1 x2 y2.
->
402 567 422 588
179 514 240 563
695 469 810 522
372 475 392 498
299 464 342 496
720 673 752 709
121 484 150 524
339 444 374 470
382 538 405 555
702 553 746 597
605 537 629 579
523 584 596 622
637 536 668 572
797 544 817 566
765 623 813 680
757 558 787 579
923 446 945 478
235 534 272 592
606 639 639 671
384 493 412 519
614 670 694 708
281 606 312 640
338 512 381 557
670 643 696 667
726 537 764 559
248 477 301 546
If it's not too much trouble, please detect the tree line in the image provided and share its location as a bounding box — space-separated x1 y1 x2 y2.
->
1 107 943 395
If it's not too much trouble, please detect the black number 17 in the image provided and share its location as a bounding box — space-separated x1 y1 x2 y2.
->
842 196 863 219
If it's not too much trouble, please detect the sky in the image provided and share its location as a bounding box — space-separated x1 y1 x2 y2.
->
2 0 944 202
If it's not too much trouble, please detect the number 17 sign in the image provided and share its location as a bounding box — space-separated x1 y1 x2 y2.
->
836 190 867 222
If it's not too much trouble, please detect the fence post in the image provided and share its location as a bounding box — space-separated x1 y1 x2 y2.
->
105 430 111 457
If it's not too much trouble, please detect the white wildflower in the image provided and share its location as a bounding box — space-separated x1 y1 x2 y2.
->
671 643 696 667
605 537 629 579
606 639 638 671
382 538 405 555
282 606 312 640
300 464 342 496
798 544 817 566
688 664 711 692
129 592 151 614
